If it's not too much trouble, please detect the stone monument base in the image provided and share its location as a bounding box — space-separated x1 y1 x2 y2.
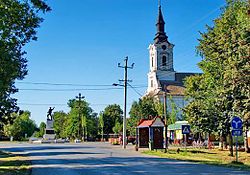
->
43 129 56 140
43 119 56 140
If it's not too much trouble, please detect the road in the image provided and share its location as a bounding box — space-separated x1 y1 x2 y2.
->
0 142 249 175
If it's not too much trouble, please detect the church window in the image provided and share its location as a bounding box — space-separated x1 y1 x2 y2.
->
151 80 153 87
162 56 166 66
151 57 154 67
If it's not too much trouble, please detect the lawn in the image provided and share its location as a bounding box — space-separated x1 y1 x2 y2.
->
0 151 31 175
143 148 250 171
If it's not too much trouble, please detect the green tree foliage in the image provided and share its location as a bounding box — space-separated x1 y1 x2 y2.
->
66 99 97 140
66 108 79 140
184 0 249 153
86 112 98 139
112 119 122 134
127 96 159 136
53 111 68 138
98 112 104 140
102 104 123 135
34 121 46 137
168 95 179 125
4 111 36 140
0 0 50 125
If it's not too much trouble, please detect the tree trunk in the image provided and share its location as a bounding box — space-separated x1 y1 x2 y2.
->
219 134 224 150
244 126 250 152
208 133 211 149
101 127 104 141
223 135 227 150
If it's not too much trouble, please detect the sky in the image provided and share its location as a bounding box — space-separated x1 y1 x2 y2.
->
14 0 226 125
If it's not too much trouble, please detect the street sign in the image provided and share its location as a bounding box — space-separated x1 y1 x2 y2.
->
231 116 243 130
232 129 243 136
182 125 191 134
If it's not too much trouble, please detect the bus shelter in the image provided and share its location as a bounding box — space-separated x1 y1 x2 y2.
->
136 116 165 150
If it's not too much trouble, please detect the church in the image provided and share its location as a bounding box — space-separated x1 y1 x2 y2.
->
146 5 197 120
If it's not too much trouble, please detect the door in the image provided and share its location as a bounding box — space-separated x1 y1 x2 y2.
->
139 128 149 148
153 127 163 149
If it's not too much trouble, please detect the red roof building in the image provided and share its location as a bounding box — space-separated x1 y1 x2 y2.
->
136 117 165 150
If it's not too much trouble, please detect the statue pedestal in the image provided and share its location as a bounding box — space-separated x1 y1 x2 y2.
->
43 119 56 140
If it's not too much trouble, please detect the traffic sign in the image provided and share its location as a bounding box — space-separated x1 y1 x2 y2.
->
182 125 191 134
231 116 243 129
232 129 243 136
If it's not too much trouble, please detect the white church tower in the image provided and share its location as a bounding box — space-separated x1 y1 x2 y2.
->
146 4 197 120
147 5 175 94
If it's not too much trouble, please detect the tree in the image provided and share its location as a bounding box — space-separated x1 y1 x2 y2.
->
34 121 46 138
0 0 50 125
102 104 123 135
4 111 36 140
113 119 122 134
184 0 249 154
65 108 79 140
168 95 179 125
66 99 96 140
86 112 98 140
127 96 160 136
53 111 68 138
98 112 104 140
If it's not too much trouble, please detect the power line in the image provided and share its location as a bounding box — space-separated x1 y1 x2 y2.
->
16 81 147 88
18 87 123 91
128 83 144 97
18 86 147 92
16 82 115 87
17 102 133 107
17 103 67 106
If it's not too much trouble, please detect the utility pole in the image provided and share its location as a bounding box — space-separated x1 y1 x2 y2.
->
76 93 85 140
163 88 168 152
118 57 134 149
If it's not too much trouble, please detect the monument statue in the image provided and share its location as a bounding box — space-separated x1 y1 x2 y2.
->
47 107 55 120
44 107 56 141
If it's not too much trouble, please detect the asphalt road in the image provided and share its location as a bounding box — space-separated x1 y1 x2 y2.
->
0 142 249 175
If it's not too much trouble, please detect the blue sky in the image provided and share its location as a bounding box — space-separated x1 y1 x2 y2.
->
14 0 225 125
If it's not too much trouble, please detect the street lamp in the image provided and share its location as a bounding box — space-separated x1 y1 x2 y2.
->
112 82 127 148
159 86 169 152
113 57 134 149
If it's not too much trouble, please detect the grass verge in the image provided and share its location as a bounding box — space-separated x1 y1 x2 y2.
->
142 148 250 171
0 151 31 175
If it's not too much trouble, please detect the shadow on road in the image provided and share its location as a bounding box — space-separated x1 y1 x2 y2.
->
30 156 250 175
1 145 94 153
28 151 103 157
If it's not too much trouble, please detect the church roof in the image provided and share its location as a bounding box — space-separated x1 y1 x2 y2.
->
159 80 186 96
175 72 199 85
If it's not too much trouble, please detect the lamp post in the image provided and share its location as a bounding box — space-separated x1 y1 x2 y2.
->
113 57 134 149
245 118 250 153
76 93 85 141
163 88 169 152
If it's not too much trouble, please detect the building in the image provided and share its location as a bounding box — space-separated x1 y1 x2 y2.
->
146 4 198 120
136 116 165 150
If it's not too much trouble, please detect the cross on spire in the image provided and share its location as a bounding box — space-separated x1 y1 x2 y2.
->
158 0 161 7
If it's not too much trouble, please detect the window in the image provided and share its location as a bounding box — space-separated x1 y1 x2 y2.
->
162 56 166 66
151 80 153 87
151 57 154 67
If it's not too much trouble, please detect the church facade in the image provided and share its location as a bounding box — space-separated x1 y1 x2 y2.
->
146 5 197 120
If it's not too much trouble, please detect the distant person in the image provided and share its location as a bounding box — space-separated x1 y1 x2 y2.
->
47 107 55 120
